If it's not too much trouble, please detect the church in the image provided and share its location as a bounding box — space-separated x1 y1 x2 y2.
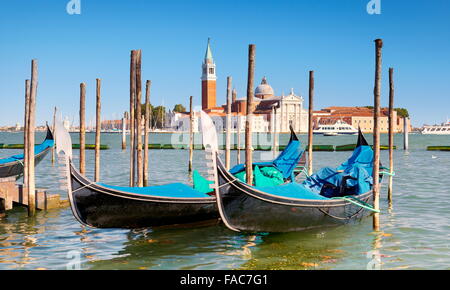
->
167 39 309 133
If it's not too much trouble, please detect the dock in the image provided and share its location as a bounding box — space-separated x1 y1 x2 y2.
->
0 177 69 216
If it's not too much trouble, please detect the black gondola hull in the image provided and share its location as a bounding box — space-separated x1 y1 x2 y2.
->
216 156 374 233
0 128 53 179
69 164 218 228
0 148 51 179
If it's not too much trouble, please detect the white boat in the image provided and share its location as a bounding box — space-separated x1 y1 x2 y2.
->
313 119 358 135
421 119 450 135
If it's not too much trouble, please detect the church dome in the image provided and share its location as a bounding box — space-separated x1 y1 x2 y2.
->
255 77 274 99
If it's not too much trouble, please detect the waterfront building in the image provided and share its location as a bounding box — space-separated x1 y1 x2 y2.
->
313 106 411 133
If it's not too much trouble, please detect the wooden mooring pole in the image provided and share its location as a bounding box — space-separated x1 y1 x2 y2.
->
188 96 194 172
129 50 136 186
388 68 394 204
79 82 86 175
122 111 127 150
23 80 30 189
245 44 256 185
135 50 143 187
27 60 38 216
94 78 101 182
308 71 314 176
144 80 151 186
373 39 383 231
225 76 232 170
237 115 241 165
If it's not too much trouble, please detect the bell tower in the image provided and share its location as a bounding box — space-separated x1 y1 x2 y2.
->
201 38 217 110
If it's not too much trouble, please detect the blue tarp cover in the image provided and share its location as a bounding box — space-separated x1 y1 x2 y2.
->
0 139 54 165
254 144 374 200
97 182 211 198
255 182 329 200
229 139 303 179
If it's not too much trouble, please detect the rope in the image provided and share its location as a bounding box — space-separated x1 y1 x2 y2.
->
380 171 395 176
72 182 96 193
331 195 380 213
318 207 363 220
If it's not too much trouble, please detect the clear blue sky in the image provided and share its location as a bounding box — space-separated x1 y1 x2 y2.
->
1 0 449 127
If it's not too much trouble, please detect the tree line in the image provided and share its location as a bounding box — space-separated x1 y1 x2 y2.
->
139 104 186 129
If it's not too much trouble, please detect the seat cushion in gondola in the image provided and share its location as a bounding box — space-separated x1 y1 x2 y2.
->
96 182 212 198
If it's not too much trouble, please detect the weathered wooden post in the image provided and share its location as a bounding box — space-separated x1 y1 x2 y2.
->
27 59 38 216
94 79 101 182
388 68 394 204
135 50 143 187
144 80 151 186
23 80 30 188
403 117 409 150
373 39 383 231
129 50 136 186
308 71 314 176
188 96 194 172
122 111 127 150
245 44 256 185
79 83 86 175
225 76 232 170
237 115 241 164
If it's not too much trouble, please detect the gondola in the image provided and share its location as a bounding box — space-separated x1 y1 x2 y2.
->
54 116 304 229
0 127 54 179
201 111 379 233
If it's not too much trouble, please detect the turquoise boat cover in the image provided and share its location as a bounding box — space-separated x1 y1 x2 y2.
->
192 170 214 194
98 182 212 198
255 182 329 200
255 144 374 200
0 139 54 165
229 138 303 180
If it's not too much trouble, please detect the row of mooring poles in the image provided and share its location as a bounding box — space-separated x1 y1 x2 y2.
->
23 60 37 216
128 49 150 187
135 50 143 188
78 80 101 181
372 40 400 230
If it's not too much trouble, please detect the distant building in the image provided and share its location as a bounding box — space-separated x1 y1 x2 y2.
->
313 106 411 133
167 39 308 133
201 38 217 111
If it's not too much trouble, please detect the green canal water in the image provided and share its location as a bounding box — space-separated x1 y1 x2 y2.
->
1 132 449 269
